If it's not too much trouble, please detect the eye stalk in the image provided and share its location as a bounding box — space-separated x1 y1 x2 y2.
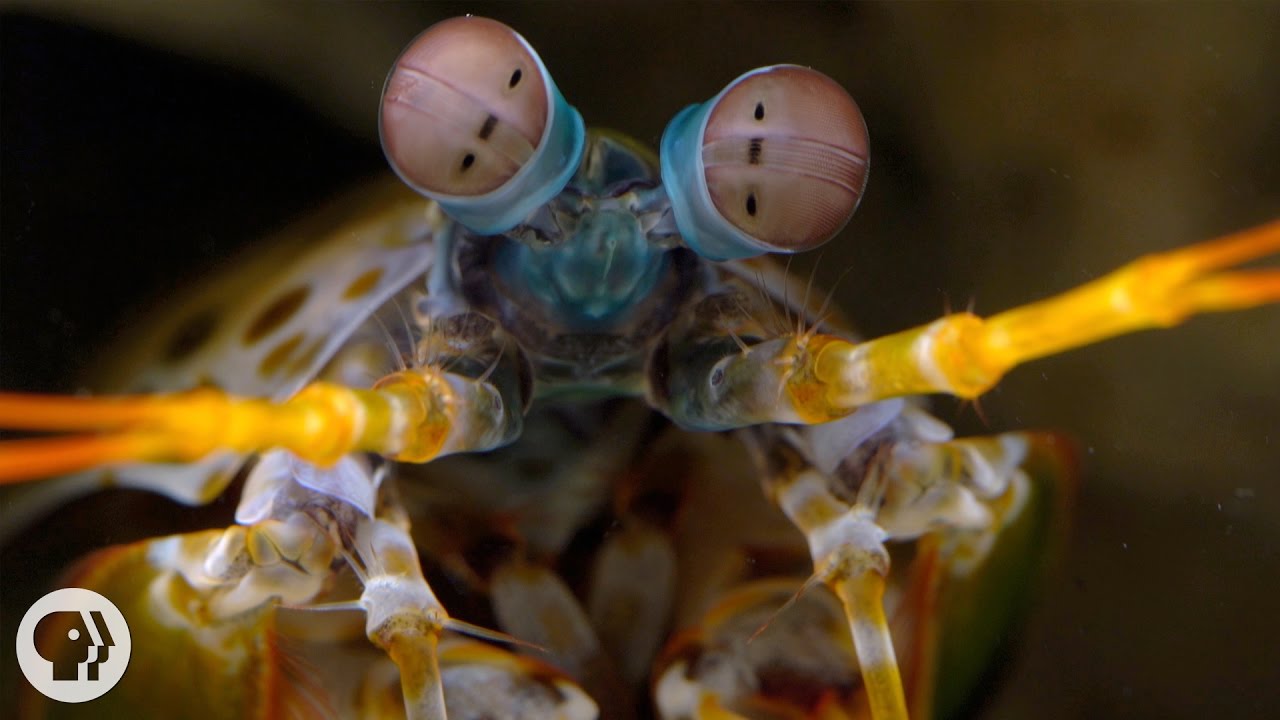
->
380 16 585 235
661 65 869 260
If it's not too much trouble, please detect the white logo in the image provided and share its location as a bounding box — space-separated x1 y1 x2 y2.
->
16 588 131 703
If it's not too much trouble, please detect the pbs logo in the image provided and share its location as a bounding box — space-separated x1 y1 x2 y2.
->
16 588 131 703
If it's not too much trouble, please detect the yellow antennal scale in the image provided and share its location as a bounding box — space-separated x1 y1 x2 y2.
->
790 218 1280 413
0 368 516 483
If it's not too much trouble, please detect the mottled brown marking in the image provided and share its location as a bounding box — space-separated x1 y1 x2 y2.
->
243 286 310 345
342 267 384 300
164 308 219 362
258 333 305 377
286 337 327 376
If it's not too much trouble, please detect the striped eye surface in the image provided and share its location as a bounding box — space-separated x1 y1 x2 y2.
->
704 67 869 250
380 16 584 234
661 66 869 260
381 16 546 197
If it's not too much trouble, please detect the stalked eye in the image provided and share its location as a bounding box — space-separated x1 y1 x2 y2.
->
704 67 869 250
380 17 585 235
382 17 545 197
660 66 869 261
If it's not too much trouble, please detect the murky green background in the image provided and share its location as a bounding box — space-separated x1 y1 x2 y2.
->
2 2 1278 717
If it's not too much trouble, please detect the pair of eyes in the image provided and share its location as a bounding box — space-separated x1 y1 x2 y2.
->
380 16 869 258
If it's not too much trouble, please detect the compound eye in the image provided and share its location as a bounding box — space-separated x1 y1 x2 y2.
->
381 16 550 197
702 66 869 252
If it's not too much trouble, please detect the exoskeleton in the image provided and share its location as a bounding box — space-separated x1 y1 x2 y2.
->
2 15 1278 720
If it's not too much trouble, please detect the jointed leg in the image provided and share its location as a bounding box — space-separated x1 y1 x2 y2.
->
0 314 530 484
763 458 909 720
808 219 1280 407
651 220 1280 430
739 405 1041 720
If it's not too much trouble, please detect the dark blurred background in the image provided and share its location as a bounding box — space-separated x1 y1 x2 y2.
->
2 2 1278 717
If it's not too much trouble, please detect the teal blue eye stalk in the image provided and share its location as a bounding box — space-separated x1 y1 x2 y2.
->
661 65 870 261
380 16 585 235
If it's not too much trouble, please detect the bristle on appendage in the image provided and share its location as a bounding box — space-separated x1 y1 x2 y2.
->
359 518 454 720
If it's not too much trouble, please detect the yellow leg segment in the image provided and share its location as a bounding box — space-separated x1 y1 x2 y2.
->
769 464 910 720
385 631 448 720
833 571 909 720
801 219 1280 408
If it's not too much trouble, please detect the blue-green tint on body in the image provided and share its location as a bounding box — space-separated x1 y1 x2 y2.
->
494 210 667 328
489 133 670 331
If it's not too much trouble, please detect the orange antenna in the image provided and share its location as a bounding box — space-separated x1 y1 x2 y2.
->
0 365 516 484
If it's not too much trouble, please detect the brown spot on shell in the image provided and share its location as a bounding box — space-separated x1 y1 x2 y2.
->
342 267 384 301
258 333 305 377
286 337 327 376
243 286 310 345
164 308 219 363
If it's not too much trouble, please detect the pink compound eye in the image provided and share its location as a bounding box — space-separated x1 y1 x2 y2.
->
380 17 550 198
701 66 869 251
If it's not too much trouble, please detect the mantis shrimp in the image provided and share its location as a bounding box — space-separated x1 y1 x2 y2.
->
2 13 1277 720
